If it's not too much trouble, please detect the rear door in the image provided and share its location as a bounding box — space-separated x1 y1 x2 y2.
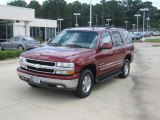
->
111 31 125 70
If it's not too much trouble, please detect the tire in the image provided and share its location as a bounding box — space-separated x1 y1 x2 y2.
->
0 44 3 51
119 59 130 78
17 45 24 51
75 69 94 98
28 83 39 87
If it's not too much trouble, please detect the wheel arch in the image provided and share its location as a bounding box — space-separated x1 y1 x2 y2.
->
125 54 132 62
17 44 25 51
80 64 97 82
17 44 24 48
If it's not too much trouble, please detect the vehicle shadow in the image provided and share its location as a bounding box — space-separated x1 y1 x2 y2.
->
16 76 123 103
93 77 121 91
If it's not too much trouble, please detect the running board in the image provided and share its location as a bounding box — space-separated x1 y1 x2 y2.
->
95 71 122 83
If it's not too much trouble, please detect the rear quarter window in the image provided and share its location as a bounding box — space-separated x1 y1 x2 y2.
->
120 30 132 44
22 38 27 41
112 31 123 47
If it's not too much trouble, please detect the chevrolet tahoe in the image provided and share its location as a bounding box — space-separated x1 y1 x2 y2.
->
17 27 134 98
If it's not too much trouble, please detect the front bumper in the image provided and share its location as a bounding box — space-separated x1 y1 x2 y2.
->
17 68 79 91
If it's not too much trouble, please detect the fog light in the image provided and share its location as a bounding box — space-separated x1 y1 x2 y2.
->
57 85 64 88
20 76 25 80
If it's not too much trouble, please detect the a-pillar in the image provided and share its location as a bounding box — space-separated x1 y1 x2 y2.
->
25 21 30 37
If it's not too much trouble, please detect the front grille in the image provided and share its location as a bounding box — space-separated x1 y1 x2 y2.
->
27 66 54 73
25 58 55 74
26 59 55 66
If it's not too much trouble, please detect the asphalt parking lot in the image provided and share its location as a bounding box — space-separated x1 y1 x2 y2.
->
0 42 160 120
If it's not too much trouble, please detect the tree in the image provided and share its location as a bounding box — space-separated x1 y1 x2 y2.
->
94 3 103 26
28 0 41 18
7 0 27 7
6 0 160 30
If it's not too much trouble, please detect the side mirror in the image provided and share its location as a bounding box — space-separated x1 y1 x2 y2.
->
101 43 112 49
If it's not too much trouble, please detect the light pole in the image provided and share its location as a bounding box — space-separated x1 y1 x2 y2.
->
96 14 98 26
57 21 59 33
132 24 135 32
148 26 150 33
125 21 128 30
57 18 64 32
89 0 92 27
134 14 141 32
146 17 150 37
106 19 111 27
140 8 149 38
73 13 80 27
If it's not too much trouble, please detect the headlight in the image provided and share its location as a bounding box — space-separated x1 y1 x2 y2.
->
19 56 26 62
56 62 75 75
56 62 74 68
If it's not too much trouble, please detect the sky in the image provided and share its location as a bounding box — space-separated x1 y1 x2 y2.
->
0 0 160 9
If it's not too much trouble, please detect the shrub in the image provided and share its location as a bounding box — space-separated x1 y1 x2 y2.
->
0 50 22 60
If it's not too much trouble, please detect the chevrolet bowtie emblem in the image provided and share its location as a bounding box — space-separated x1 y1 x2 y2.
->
34 64 41 69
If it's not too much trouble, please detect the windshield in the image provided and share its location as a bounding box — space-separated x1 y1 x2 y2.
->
50 30 98 49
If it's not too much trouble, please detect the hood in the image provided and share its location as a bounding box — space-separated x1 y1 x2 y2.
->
22 46 95 62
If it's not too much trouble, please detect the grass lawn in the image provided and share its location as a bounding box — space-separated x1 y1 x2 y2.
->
144 39 160 42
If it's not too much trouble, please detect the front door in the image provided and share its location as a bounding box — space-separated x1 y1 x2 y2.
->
96 31 115 76
3 37 15 50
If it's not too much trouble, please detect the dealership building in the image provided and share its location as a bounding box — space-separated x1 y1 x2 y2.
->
0 5 57 41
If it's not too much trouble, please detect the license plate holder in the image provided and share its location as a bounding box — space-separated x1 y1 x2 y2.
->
31 76 41 84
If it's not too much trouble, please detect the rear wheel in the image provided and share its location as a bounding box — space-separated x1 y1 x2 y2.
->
0 44 3 51
17 45 24 51
75 69 94 98
119 59 130 78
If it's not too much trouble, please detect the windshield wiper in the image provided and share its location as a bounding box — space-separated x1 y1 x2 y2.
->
49 43 62 46
65 44 82 48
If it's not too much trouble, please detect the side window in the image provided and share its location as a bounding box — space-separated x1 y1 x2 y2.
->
8 37 15 42
120 31 132 44
112 31 123 46
101 32 112 45
22 38 27 41
14 37 19 41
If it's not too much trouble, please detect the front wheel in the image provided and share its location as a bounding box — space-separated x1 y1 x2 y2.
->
119 59 130 78
75 69 94 98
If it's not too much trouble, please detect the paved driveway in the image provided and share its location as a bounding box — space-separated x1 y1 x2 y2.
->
0 42 160 120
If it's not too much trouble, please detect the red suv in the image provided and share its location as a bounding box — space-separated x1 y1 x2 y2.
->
17 27 134 98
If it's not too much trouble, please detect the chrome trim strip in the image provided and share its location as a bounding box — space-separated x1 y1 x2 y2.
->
26 58 56 64
100 61 123 71
20 62 74 71
24 67 55 74
99 59 123 68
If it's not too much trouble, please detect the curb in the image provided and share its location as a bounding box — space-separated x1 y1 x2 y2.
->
0 58 19 65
